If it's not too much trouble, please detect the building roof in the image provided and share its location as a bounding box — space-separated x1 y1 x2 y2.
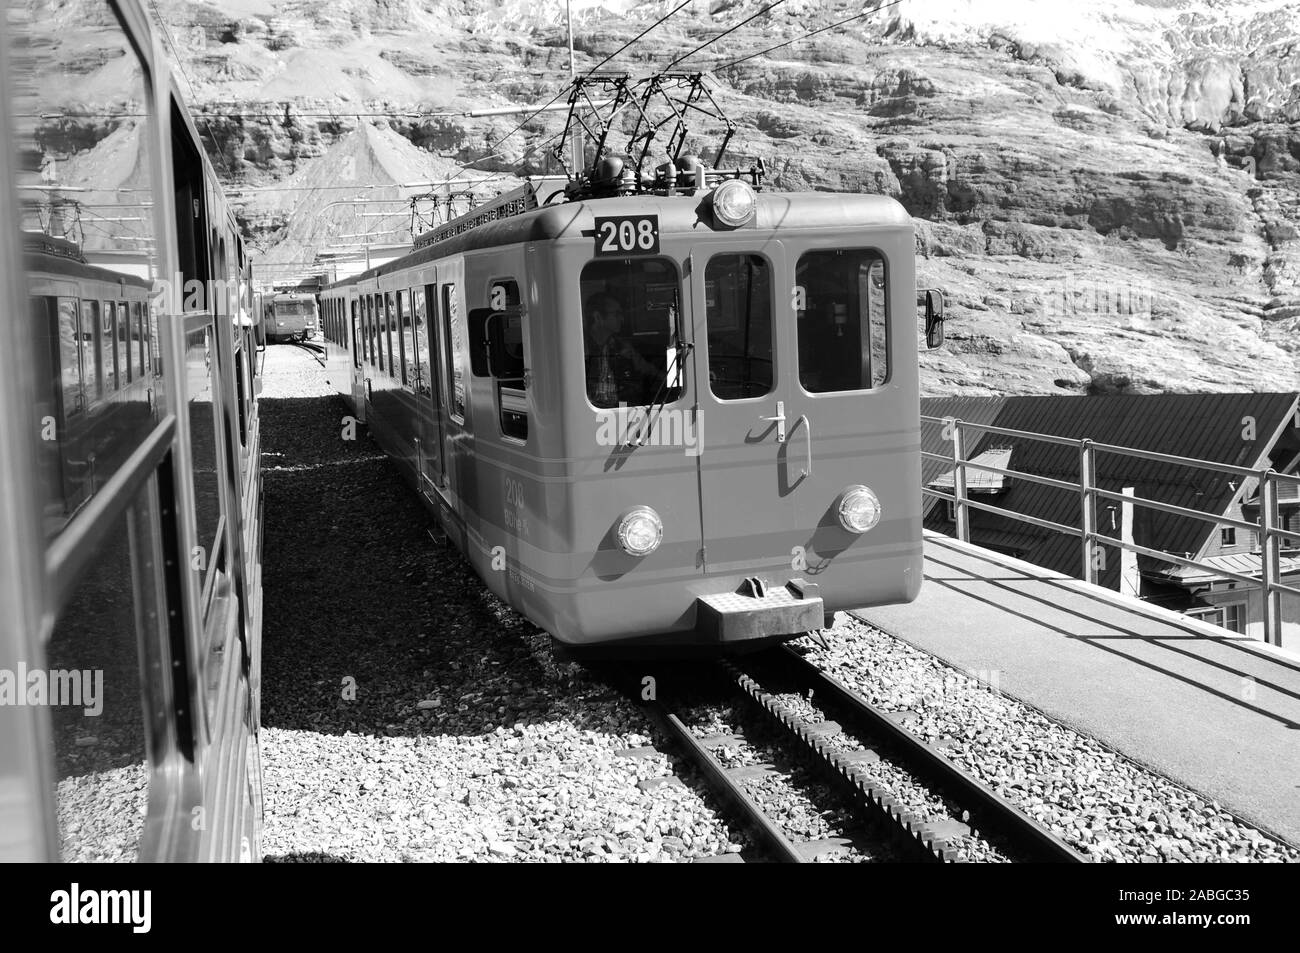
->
921 393 1300 588
928 447 1013 491
1162 552 1300 585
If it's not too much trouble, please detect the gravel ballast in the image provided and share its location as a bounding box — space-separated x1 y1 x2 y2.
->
256 346 740 862
800 615 1300 863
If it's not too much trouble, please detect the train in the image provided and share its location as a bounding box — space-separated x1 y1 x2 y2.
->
0 0 264 860
263 292 319 343
321 157 946 655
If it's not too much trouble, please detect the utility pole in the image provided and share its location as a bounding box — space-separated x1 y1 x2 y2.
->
567 0 584 175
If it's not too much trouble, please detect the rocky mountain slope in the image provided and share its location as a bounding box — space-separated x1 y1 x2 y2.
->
95 1 1300 393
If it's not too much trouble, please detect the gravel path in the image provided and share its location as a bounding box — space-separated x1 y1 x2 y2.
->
256 346 740 862
801 615 1300 863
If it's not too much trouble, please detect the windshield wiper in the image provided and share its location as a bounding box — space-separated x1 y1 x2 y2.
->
625 337 692 449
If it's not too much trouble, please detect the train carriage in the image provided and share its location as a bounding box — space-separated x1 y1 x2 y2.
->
0 0 264 861
323 165 944 653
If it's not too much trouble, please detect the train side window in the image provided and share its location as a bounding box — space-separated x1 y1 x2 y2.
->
795 249 889 392
134 302 147 380
411 287 431 396
351 300 361 368
47 488 164 860
102 301 118 392
58 297 84 416
118 302 131 384
443 283 465 423
580 258 683 409
81 300 102 399
373 295 383 370
384 293 397 379
396 291 411 386
705 254 774 401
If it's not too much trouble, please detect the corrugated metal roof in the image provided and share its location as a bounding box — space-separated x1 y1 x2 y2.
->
1162 552 1300 584
921 393 1300 588
928 447 1013 490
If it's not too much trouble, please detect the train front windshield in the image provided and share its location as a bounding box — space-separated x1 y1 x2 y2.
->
580 258 683 409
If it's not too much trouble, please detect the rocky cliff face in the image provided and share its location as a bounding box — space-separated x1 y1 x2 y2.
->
86 1 1300 393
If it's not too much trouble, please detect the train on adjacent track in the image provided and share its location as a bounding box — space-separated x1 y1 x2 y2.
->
263 292 319 343
1 0 264 861
320 154 945 655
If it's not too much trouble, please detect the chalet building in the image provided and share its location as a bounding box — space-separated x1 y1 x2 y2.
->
921 393 1300 642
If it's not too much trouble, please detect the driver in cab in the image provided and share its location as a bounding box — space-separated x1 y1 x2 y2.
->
584 292 657 408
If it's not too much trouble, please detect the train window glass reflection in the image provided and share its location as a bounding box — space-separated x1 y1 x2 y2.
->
117 302 131 384
795 250 889 392
49 494 163 861
134 302 146 380
351 300 361 368
384 293 396 379
13 1 160 373
580 258 683 409
58 297 84 416
411 287 431 396
443 284 465 423
705 254 774 401
396 292 410 385
101 301 117 392
81 301 101 398
186 326 221 594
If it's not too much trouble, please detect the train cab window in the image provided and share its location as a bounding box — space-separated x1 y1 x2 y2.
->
443 284 466 423
580 258 683 409
705 254 774 400
411 287 431 396
795 249 889 392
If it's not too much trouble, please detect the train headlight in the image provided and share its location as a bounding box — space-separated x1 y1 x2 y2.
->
837 485 882 534
711 179 757 228
617 506 663 557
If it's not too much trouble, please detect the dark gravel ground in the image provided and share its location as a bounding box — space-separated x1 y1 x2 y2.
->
256 348 741 862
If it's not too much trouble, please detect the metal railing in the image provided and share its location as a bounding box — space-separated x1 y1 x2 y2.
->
921 415 1300 647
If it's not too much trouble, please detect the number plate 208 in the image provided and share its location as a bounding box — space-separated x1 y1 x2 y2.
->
593 215 660 257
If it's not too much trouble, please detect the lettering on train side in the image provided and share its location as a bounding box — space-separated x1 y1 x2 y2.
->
503 475 530 539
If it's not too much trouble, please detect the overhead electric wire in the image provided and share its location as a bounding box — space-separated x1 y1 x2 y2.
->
664 0 788 70
465 0 695 167
711 0 907 71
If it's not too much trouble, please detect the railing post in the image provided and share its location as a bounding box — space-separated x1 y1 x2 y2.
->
1261 470 1282 646
1080 439 1097 585
952 420 969 543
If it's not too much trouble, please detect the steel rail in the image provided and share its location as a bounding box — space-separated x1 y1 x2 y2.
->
786 640 1086 864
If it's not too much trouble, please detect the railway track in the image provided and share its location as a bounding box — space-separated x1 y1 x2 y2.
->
635 647 1086 863
287 339 326 367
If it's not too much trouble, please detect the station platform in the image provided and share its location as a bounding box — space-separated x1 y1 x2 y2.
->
856 533 1300 847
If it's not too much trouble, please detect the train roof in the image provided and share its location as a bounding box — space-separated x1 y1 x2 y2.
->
326 190 911 290
23 232 153 290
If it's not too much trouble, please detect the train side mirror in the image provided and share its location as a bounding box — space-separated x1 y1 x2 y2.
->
923 289 945 350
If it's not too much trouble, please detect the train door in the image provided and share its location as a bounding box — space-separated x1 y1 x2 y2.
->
411 281 445 491
437 259 467 494
689 242 804 578
350 291 367 421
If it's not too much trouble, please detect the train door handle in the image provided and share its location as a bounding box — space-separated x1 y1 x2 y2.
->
759 400 786 442
793 414 812 479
